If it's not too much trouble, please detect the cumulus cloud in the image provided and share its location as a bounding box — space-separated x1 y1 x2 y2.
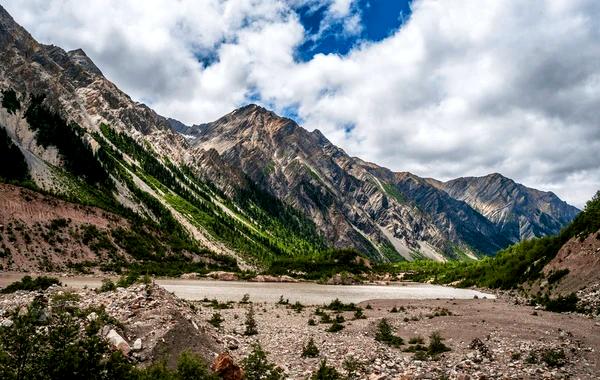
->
2 0 599 207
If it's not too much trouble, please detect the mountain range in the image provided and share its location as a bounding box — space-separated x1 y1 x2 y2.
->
0 5 580 272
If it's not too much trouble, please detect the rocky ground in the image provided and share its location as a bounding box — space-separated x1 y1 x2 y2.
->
1 280 599 379
202 295 600 379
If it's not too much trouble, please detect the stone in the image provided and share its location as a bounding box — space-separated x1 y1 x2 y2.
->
106 329 130 355
211 352 244 380
224 335 239 350
132 338 143 351
207 271 239 281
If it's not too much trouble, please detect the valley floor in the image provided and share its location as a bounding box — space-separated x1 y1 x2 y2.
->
0 275 599 379
210 297 600 379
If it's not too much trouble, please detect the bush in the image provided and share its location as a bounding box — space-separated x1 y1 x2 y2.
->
353 308 365 319
542 293 579 313
427 331 451 355
1 276 60 293
1 89 20 114
326 320 344 333
244 305 258 336
540 348 566 368
291 301 304 313
547 269 569 284
174 351 217 380
0 126 30 183
116 272 140 288
99 279 117 293
311 360 342 380
301 337 319 358
240 294 250 304
408 336 424 345
342 356 364 379
375 319 403 347
325 298 359 312
208 313 224 328
242 343 284 380
308 318 317 326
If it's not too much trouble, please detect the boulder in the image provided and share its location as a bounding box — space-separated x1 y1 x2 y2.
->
106 329 130 355
207 271 239 281
180 273 200 280
132 338 143 351
211 352 244 380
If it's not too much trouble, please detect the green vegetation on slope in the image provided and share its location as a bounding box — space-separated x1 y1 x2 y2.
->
99 123 327 266
25 95 113 187
381 191 599 290
0 126 30 183
1 89 20 114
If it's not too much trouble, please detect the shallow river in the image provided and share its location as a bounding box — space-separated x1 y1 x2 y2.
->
0 274 495 304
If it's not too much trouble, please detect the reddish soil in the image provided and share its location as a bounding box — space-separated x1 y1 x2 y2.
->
0 183 129 271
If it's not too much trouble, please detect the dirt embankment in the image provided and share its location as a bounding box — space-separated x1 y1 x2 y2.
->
542 229 600 293
0 183 130 272
528 228 600 313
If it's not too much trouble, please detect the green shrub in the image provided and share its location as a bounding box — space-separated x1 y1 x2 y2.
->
242 343 284 380
240 294 251 304
291 301 304 313
1 276 61 293
542 293 579 313
325 298 359 312
427 331 451 355
540 348 566 368
353 308 365 319
374 319 403 347
311 360 342 380
174 351 217 380
116 273 140 288
301 337 320 358
326 320 344 333
1 89 20 114
308 318 317 326
342 356 364 379
208 313 224 328
547 269 569 284
0 126 30 183
244 305 258 336
99 279 117 292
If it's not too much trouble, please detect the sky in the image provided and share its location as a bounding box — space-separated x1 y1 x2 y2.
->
2 0 599 208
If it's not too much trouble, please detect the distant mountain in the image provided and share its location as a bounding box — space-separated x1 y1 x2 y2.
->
0 4 580 272
436 173 580 243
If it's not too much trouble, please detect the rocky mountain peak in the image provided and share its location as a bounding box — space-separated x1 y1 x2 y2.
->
68 48 103 76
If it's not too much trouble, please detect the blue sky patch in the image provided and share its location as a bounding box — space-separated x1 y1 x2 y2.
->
295 0 413 61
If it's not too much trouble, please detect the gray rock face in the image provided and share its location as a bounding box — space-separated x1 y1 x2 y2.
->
438 173 580 242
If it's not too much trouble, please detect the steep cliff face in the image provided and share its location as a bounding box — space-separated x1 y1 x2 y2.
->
439 174 580 242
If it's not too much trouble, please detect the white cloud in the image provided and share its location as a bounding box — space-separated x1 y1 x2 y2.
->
2 0 599 207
